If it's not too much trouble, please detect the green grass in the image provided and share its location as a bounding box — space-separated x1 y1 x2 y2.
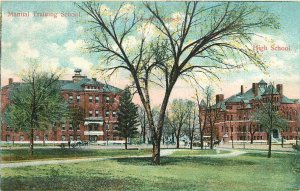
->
0 148 151 162
171 149 230 156
1 151 299 191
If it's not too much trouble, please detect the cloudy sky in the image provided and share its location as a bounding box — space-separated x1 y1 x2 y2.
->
1 2 300 105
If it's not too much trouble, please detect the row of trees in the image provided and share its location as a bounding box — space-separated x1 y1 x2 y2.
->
137 83 293 159
5 2 295 163
78 1 279 165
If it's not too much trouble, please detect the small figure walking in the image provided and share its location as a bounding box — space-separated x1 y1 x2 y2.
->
68 140 71 149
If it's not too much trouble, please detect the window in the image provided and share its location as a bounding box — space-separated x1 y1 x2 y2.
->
95 110 99 117
113 125 118 130
62 135 66 141
69 123 73 131
77 123 80 131
95 96 99 103
6 135 10 141
105 110 110 117
76 95 81 103
77 135 81 141
44 135 48 141
62 123 66 131
89 110 93 117
69 95 73 103
106 96 110 103
36 136 40 141
112 111 117 118
106 124 110 130
70 135 74 141
89 96 93 103
20 135 24 141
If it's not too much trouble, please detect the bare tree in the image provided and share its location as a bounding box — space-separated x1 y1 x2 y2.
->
168 99 191 148
183 102 197 149
138 106 147 144
78 2 278 164
253 83 288 158
248 112 258 144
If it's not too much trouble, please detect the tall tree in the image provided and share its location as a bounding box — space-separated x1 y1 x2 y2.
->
195 89 207 150
253 83 288 158
182 102 197 149
5 65 68 157
168 99 191 148
78 2 278 164
138 106 147 144
116 87 139 149
68 105 85 142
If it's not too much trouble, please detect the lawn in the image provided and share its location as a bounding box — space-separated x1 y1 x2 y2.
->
1 151 299 191
0 148 151 162
171 149 230 156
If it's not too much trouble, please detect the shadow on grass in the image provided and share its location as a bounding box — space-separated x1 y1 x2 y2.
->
1 175 140 191
113 156 256 167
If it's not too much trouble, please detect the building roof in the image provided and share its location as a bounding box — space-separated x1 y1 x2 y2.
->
60 77 122 93
258 79 267 84
261 84 279 96
220 80 295 106
2 76 122 94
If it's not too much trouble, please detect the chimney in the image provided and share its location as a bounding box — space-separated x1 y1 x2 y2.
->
241 85 244 95
216 94 224 104
252 83 258 97
8 78 13 85
276 84 283 96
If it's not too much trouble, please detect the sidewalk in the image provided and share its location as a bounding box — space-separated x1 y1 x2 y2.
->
216 143 296 152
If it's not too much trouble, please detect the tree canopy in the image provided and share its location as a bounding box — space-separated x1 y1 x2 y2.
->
5 65 68 156
116 87 139 149
78 2 279 164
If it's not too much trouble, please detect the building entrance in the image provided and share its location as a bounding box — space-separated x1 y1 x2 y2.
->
90 135 98 142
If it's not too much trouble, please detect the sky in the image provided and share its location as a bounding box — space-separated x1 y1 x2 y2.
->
1 1 300 106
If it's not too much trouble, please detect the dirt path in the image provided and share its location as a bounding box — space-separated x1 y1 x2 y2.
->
0 149 246 169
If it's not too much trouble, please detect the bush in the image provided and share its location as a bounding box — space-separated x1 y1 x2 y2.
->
292 144 300 151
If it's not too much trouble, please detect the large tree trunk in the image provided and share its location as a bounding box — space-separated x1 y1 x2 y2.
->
171 133 175 144
281 132 284 148
12 132 15 147
142 126 146 144
152 137 160 165
210 126 214 149
190 135 193 150
176 133 180 149
43 131 45 146
29 128 34 158
200 130 204 150
250 132 254 144
268 132 272 158
125 137 128 150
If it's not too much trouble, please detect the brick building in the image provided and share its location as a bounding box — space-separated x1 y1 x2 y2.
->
200 80 299 143
1 69 124 144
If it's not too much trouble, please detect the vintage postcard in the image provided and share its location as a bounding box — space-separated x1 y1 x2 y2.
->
0 1 299 191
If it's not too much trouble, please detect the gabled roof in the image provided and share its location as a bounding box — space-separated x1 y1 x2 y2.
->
258 79 267 84
200 99 206 107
